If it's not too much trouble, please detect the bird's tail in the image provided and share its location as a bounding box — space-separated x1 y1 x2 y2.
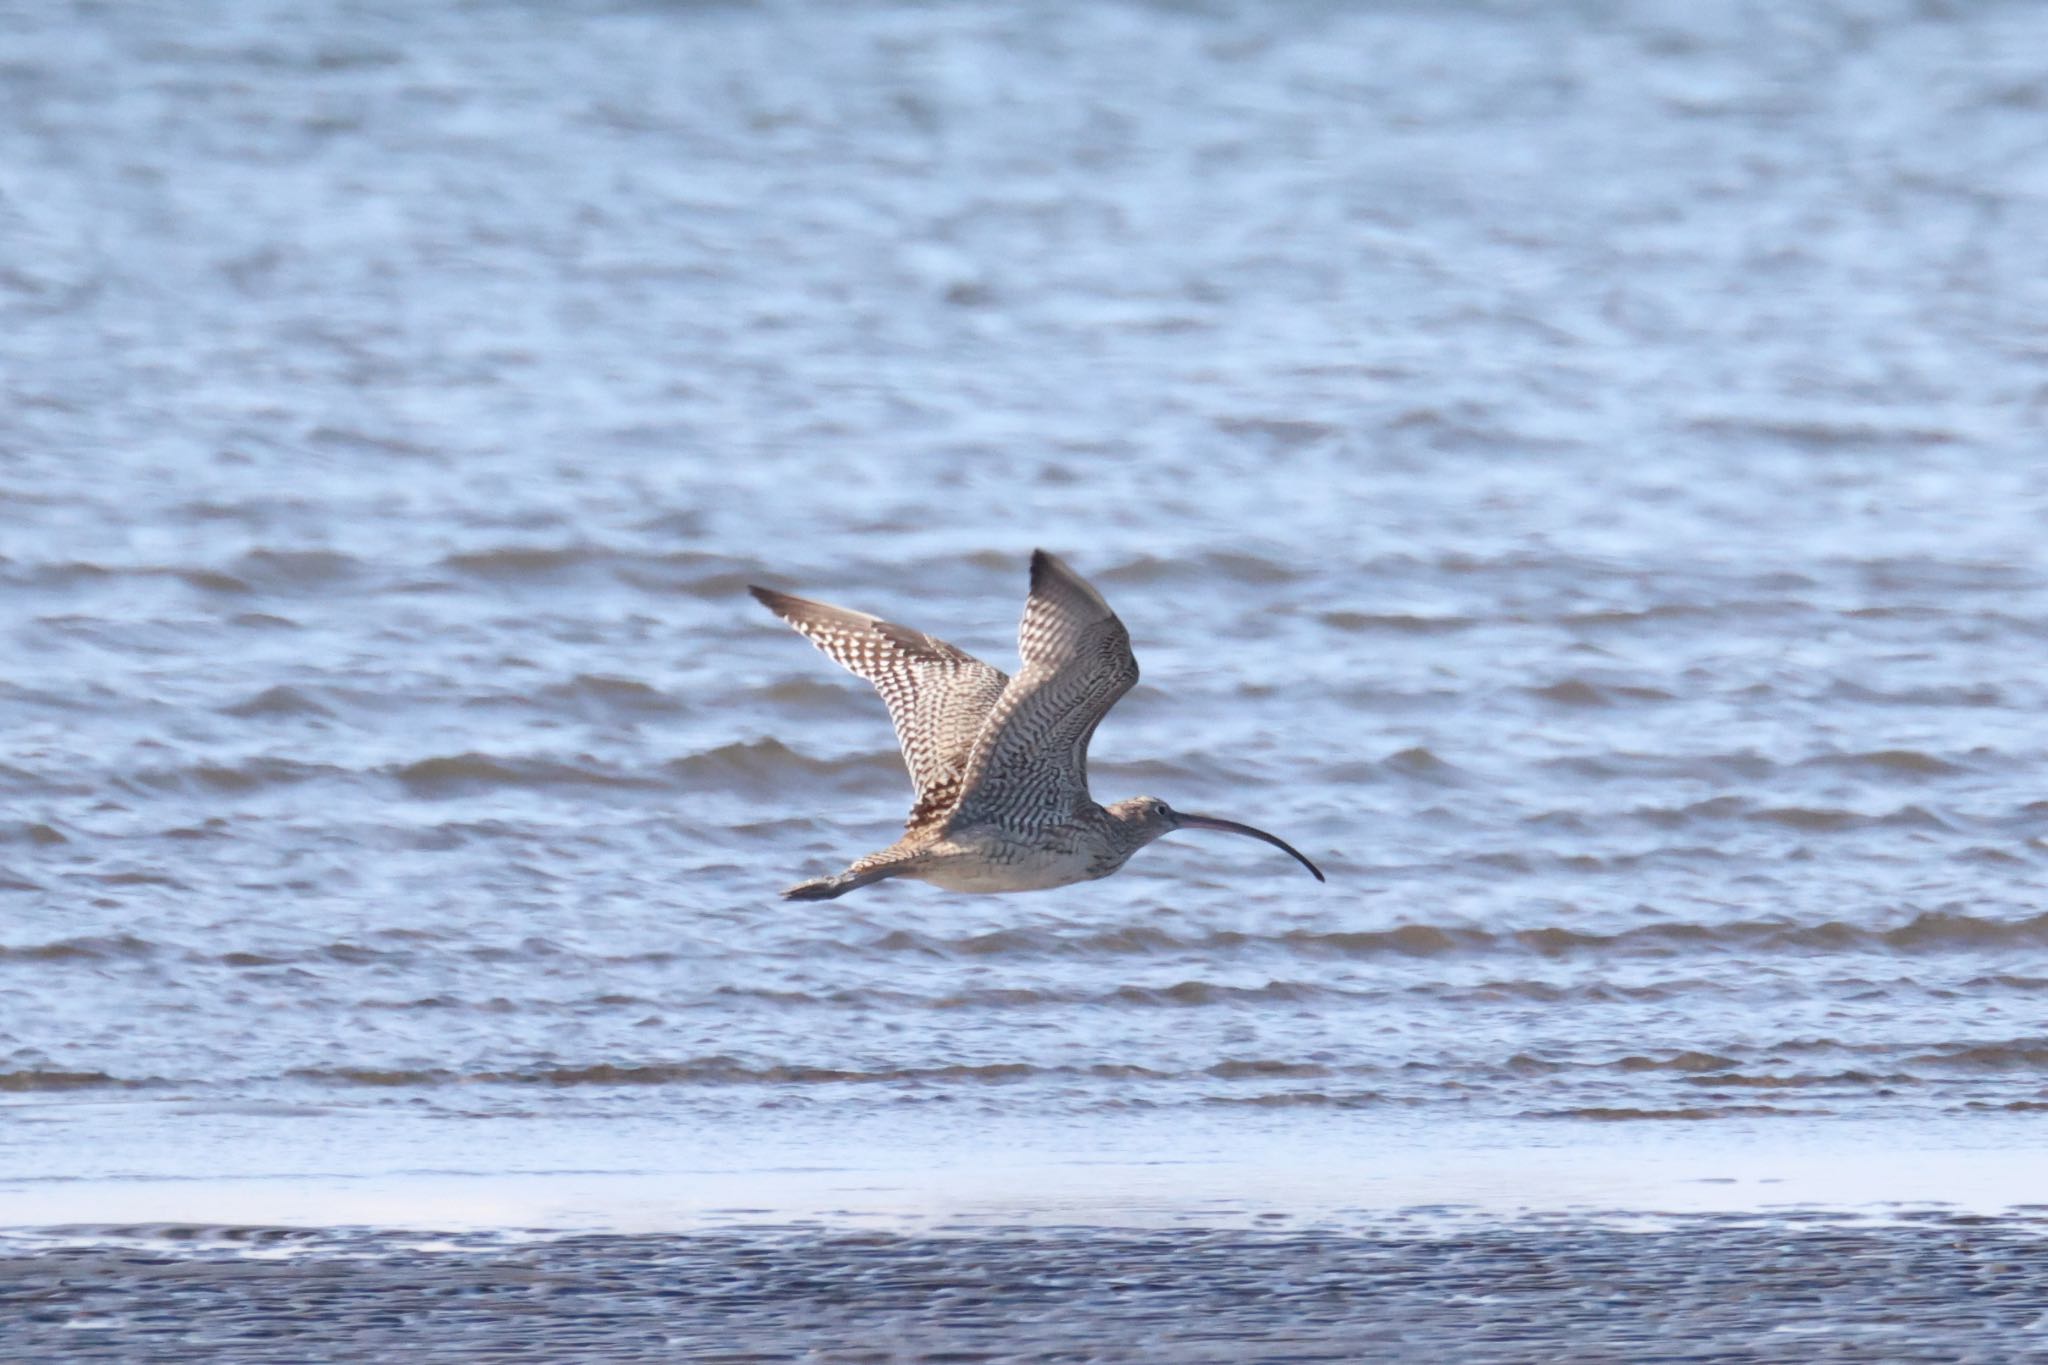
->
782 875 855 901
781 860 909 901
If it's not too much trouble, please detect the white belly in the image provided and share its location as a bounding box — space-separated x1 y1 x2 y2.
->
905 835 1105 894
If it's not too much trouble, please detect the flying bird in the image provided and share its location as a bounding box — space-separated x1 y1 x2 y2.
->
749 550 1324 899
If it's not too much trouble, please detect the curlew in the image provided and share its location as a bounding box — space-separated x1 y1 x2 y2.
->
749 550 1325 899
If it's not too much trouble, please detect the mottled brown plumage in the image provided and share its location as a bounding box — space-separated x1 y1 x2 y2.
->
746 586 1008 832
750 550 1324 899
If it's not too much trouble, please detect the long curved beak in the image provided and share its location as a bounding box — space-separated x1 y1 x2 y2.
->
1173 813 1325 882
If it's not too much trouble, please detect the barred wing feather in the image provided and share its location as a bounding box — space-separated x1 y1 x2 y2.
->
749 586 1009 829
945 551 1138 832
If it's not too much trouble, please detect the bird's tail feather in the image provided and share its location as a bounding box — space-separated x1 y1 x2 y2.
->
782 876 853 901
781 861 908 901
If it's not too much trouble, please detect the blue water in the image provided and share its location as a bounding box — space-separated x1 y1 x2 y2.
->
4 0 2048 1225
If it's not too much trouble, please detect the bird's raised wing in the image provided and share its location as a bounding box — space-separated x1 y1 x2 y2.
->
750 586 1009 829
945 550 1138 832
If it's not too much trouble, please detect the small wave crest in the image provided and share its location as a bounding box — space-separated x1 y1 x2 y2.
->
0 933 157 962
1094 551 1307 586
665 737 897 788
845 910 2048 963
1526 679 1677 707
392 753 665 795
1798 750 1969 778
1320 610 1475 634
0 1069 148 1092
1322 746 1468 786
287 1059 1175 1088
1531 1105 1815 1121
439 547 756 596
120 757 348 796
219 685 335 719
1628 796 1960 832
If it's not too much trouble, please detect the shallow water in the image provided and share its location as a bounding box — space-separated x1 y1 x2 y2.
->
4 0 2048 1274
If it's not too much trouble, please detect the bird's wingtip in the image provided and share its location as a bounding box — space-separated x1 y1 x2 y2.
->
1026 549 1113 617
1032 547 1082 579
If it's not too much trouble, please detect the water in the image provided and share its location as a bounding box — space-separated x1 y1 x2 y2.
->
4 0 2048 1260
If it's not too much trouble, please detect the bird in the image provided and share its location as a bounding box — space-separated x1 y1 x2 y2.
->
748 550 1325 899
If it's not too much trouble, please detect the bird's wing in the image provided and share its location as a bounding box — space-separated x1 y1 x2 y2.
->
945 550 1139 831
750 586 1010 829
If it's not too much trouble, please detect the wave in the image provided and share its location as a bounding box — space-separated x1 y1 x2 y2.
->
0 933 158 962
1556 599 1815 626
1526 680 1678 707
1205 1058 1332 1079
99 734 858 801
1908 1041 2048 1072
1319 610 1475 634
1529 1105 1819 1121
1686 413 1964 448
850 909 2048 961
663 738 899 787
287 1059 1176 1088
757 677 867 708
0 547 357 595
1825 681 2008 709
536 674 683 714
1558 750 1982 789
334 978 1730 1015
232 548 363 589
391 753 666 795
1609 1051 1740 1073
218 684 336 718
1 548 370 596
1800 750 1972 777
119 757 351 796
268 1046 2015 1100
728 981 1362 1010
0 1069 147 1092
105 748 788 808
439 547 757 597
1676 1069 1916 1090
1092 551 1308 586
21 909 2043 978
1204 1090 1389 1109
440 545 605 579
284 1053 1790 1090
34 1041 2040 1107
1321 746 1469 785
1626 797 1962 832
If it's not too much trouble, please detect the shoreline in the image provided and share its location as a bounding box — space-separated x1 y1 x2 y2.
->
9 1118 2047 1240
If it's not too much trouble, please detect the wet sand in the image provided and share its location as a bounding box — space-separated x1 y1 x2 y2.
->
11 1126 2048 1358
13 1215 2047 1363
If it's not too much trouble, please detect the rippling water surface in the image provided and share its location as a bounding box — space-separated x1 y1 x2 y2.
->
4 0 2048 1225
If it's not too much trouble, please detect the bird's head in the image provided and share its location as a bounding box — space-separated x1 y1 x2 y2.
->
1104 797 1325 882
